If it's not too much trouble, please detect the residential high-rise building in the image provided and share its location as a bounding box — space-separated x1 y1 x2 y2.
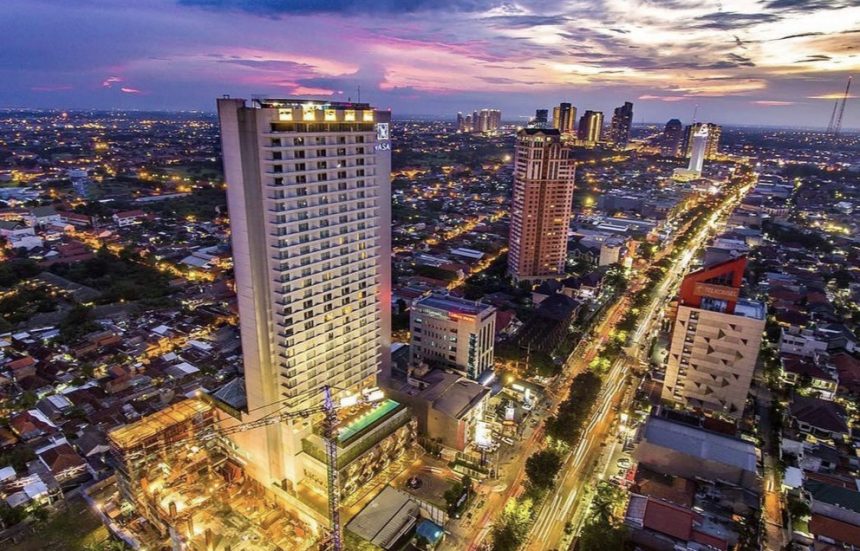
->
577 110 604 143
508 128 576 281
552 102 576 134
608 101 634 146
688 125 709 174
456 112 465 132
661 257 765 419
216 97 392 490
682 122 721 159
409 293 496 380
661 118 683 157
531 108 549 128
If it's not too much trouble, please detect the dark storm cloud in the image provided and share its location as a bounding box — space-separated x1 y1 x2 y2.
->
484 15 570 29
796 54 833 63
763 0 860 12
776 32 825 40
692 12 782 30
179 0 510 15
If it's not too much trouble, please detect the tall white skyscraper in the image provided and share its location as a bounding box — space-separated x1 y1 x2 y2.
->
217 98 392 492
688 125 709 173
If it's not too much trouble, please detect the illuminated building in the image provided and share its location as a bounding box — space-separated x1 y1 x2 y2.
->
409 293 496 380
507 128 576 281
672 125 709 181
661 118 683 157
577 110 604 144
552 102 576 135
531 108 549 128
608 101 634 146
681 122 721 160
216 98 392 495
661 257 765 419
458 108 501 132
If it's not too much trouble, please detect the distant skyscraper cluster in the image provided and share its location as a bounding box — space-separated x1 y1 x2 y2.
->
538 101 633 147
457 108 501 133
507 128 576 281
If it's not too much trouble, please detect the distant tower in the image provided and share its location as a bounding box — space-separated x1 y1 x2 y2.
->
661 119 683 157
552 102 576 134
532 109 549 128
609 101 634 147
456 112 464 132
577 110 604 144
682 122 721 159
688 125 709 173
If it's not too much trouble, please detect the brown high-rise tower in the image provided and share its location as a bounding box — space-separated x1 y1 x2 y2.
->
507 128 576 281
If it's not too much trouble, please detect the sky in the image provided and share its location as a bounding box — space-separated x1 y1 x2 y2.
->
3 0 859 127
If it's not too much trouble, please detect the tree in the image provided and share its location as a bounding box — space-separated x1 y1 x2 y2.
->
525 449 562 491
578 518 628 551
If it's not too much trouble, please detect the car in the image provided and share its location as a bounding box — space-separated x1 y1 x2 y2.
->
617 457 631 468
501 437 515 446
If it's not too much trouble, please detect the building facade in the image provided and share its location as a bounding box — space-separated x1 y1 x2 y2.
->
661 118 683 157
217 97 392 490
409 293 496 380
608 101 634 146
661 257 765 419
577 110 604 144
682 122 721 160
507 128 576 281
552 102 576 135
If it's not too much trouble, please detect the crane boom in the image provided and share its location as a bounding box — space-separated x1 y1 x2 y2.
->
834 76 852 136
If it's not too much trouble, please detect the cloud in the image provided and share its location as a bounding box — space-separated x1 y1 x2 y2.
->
31 85 73 92
102 76 122 87
752 100 796 106
692 11 781 30
638 95 690 102
764 0 860 12
179 0 508 15
808 93 858 99
120 87 142 93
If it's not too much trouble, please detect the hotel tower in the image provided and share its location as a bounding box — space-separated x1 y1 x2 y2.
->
217 97 392 493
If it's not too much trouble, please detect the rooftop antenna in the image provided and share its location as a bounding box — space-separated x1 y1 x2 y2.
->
691 104 699 123
832 76 852 137
357 85 361 103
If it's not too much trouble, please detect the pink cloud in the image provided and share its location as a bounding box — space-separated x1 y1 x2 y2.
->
120 87 142 94
102 76 122 88
31 85 73 92
752 100 795 106
638 95 689 102
290 86 335 96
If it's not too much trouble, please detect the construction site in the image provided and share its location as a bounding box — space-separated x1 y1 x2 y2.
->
103 388 418 551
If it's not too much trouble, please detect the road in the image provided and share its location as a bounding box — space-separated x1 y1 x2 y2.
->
522 183 753 551
443 294 631 551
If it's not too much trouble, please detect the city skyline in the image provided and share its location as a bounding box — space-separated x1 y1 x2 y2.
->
3 0 859 128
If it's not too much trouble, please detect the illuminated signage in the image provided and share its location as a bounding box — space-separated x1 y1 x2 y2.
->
376 122 389 141
693 282 739 301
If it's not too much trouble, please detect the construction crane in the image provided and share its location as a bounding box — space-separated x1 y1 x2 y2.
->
829 76 853 136
125 384 383 551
